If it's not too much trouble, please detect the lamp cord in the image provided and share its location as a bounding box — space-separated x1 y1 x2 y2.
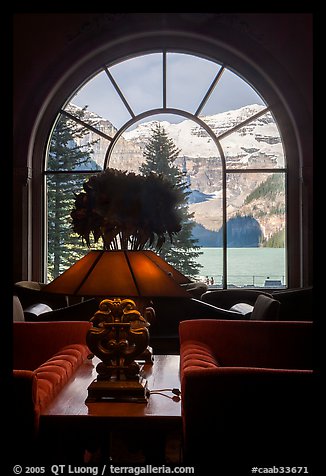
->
147 388 181 401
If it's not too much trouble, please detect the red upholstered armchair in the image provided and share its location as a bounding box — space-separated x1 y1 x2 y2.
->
179 319 316 473
12 321 91 462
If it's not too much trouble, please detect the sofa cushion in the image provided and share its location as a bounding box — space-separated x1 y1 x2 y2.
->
181 342 219 371
33 344 90 415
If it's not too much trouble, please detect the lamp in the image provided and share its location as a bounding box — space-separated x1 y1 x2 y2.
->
43 250 190 403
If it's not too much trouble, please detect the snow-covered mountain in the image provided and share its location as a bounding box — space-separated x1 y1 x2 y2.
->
123 104 284 167
68 103 285 240
121 104 285 237
69 103 284 173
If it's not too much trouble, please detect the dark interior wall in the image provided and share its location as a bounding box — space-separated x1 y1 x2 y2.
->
13 13 313 284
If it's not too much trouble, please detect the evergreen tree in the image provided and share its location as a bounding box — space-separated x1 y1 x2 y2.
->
139 123 202 278
261 228 285 248
47 109 100 280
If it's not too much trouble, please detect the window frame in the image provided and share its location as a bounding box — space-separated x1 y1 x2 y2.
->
30 34 302 288
44 49 288 288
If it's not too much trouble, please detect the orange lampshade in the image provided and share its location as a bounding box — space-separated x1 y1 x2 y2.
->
43 250 190 298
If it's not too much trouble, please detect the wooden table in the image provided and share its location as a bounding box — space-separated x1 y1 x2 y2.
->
39 355 182 463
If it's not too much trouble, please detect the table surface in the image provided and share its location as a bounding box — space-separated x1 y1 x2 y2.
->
41 354 181 422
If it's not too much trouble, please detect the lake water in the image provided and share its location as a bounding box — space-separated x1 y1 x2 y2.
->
196 247 286 287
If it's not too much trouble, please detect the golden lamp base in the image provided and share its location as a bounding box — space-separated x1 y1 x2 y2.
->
86 376 149 403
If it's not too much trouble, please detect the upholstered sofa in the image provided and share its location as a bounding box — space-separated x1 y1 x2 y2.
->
12 319 92 462
179 319 316 473
201 286 313 320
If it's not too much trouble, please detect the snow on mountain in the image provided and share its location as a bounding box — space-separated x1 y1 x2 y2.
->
124 116 214 158
68 103 285 238
123 104 284 166
69 102 284 170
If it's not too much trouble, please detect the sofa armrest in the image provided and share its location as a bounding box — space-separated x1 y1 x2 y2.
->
181 366 314 411
13 321 91 370
181 364 315 466
13 370 38 440
13 343 91 459
13 369 35 400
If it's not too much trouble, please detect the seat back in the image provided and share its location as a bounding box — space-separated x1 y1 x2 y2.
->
201 289 273 308
250 294 280 320
13 321 91 370
272 287 313 320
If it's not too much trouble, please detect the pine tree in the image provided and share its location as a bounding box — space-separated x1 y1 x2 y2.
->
47 109 101 280
139 123 202 278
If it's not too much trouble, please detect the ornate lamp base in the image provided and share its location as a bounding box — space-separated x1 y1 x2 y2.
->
86 376 149 403
85 298 151 403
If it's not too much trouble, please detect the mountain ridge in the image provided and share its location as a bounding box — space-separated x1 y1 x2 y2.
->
68 103 286 244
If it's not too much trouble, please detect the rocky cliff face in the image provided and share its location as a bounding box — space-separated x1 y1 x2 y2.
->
68 103 286 245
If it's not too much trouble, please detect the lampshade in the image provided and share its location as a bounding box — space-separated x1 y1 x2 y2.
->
43 250 190 298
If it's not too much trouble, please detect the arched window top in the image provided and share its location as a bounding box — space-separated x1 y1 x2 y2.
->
45 49 287 288
46 50 285 172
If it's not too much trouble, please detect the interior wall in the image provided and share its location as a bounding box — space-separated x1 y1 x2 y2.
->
13 13 313 285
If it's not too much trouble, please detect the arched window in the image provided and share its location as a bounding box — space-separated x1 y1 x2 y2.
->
45 50 287 289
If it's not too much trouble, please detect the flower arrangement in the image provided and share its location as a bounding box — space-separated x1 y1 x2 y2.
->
71 168 184 250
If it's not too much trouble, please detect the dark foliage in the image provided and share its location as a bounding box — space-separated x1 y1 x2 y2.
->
71 168 185 250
